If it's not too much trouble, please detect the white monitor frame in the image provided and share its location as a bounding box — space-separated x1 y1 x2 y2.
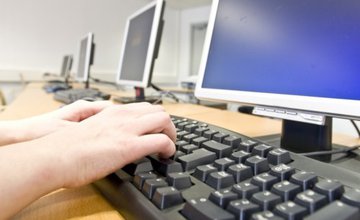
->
76 32 93 82
195 0 360 120
60 55 73 78
116 0 164 88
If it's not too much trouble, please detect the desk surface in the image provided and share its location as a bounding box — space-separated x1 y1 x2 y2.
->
1 83 358 219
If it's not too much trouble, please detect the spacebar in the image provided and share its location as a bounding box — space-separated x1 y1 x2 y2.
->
93 174 170 220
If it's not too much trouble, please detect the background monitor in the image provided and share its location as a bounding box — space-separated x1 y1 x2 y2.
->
60 55 73 78
115 0 164 102
76 32 95 88
196 0 360 156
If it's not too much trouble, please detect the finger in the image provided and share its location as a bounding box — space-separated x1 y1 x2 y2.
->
57 100 113 121
125 111 176 142
124 134 176 163
113 102 165 118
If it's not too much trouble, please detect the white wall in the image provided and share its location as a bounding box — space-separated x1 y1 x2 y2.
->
0 0 179 83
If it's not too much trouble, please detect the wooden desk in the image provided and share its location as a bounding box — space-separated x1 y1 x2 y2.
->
1 83 357 219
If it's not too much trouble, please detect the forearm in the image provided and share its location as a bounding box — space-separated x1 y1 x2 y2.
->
0 115 70 147
0 140 64 219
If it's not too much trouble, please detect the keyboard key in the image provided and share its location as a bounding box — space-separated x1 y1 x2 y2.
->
121 157 153 175
180 144 199 154
214 158 236 171
133 172 157 190
209 189 238 208
269 164 296 181
194 127 209 136
166 172 192 190
239 140 258 152
313 179 344 202
178 149 217 171
271 181 302 201
202 140 233 159
341 189 360 208
226 199 261 220
177 121 191 130
226 163 253 183
223 136 242 149
251 211 284 220
177 130 190 139
149 155 183 176
273 201 308 220
142 178 168 199
230 151 251 163
184 123 199 133
232 182 260 199
294 190 327 213
267 149 292 165
152 186 183 210
183 133 199 143
193 164 218 182
251 173 279 191
213 132 229 143
182 198 235 220
206 171 235 190
245 156 270 175
176 140 189 149
289 171 318 191
303 201 360 220
192 136 209 147
250 191 282 211
172 150 185 161
203 129 219 139
251 144 273 157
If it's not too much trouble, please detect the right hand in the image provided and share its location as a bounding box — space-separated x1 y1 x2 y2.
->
37 102 176 188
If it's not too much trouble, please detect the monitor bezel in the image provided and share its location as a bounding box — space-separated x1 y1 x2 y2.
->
116 0 164 88
60 55 73 78
195 0 360 120
75 32 94 82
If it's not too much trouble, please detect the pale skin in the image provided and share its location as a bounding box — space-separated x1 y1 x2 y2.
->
0 101 176 219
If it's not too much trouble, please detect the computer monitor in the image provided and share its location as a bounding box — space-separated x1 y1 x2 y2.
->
60 55 73 83
76 32 95 88
196 0 360 156
115 0 165 103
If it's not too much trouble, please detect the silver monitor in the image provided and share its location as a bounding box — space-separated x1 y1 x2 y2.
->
76 33 94 86
116 0 164 89
195 0 360 155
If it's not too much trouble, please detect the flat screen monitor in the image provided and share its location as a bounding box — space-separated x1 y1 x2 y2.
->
60 55 73 78
76 33 95 87
115 0 164 103
196 0 360 155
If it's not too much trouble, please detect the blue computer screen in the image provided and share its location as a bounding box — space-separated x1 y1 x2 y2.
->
202 0 360 100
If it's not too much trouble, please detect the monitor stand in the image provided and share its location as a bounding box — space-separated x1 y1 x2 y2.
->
255 117 360 172
113 87 161 104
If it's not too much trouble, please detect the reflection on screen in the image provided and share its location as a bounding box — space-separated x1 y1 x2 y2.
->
202 0 360 101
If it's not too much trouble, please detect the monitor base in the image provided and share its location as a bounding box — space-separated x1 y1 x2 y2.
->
255 133 360 174
113 96 162 104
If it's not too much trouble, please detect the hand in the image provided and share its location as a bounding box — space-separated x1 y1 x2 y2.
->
38 102 176 187
0 100 112 146
0 102 176 219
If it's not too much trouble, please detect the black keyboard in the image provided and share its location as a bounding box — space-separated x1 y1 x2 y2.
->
54 88 111 104
93 116 360 220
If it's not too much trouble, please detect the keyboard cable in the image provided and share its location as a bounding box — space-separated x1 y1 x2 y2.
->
299 145 360 157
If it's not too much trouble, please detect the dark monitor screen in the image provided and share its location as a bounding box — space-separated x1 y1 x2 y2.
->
196 0 360 119
116 0 164 88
